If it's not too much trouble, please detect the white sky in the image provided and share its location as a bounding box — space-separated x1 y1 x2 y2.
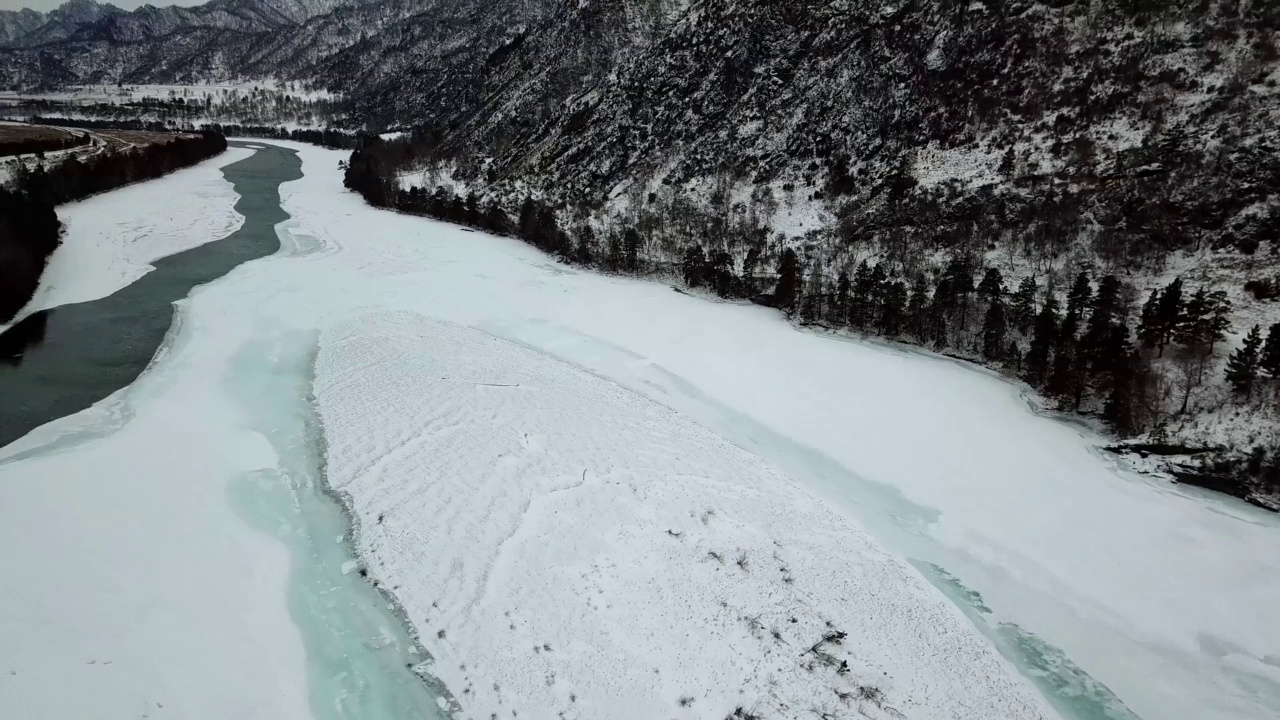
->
0 0 206 12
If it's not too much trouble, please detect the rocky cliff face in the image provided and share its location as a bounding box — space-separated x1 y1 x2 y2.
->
0 8 46 45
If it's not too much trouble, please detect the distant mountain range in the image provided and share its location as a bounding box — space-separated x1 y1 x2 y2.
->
0 0 385 85
1 0 349 48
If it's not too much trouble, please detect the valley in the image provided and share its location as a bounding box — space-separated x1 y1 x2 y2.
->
1 141 1278 720
2 1 1279 719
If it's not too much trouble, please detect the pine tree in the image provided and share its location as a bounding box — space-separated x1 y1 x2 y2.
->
1026 297 1060 386
943 259 975 331
575 224 596 266
1010 276 1037 334
482 201 510 235
463 192 481 227
532 205 559 252
800 263 826 323
1154 277 1184 355
709 250 734 298
1225 325 1264 400
1047 306 1084 406
1008 341 1023 372
1104 348 1137 434
605 232 624 271
977 267 1005 303
867 264 888 328
1206 290 1232 351
1175 287 1210 348
775 248 801 315
1261 323 1280 379
849 261 871 329
1138 289 1161 349
1057 304 1082 357
983 297 1007 361
682 245 706 287
743 246 761 282
1259 322 1280 379
623 228 642 271
517 197 538 239
880 281 907 336
1082 274 1122 375
1047 341 1077 400
834 270 851 327
906 276 929 339
1066 271 1093 318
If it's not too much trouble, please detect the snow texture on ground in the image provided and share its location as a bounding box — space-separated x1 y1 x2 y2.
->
316 312 1054 720
0 147 251 332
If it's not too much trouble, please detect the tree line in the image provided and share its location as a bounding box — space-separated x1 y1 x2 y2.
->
1 130 227 322
200 124 360 150
25 117 360 150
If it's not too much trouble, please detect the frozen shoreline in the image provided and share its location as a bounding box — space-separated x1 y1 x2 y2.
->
0 147 251 333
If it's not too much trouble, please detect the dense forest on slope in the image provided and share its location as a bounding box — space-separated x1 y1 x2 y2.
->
0 130 227 321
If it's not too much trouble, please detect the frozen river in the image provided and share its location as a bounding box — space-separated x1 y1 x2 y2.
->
1 141 1278 720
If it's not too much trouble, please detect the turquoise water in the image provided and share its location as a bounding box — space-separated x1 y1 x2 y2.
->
913 561 1139 720
226 331 451 720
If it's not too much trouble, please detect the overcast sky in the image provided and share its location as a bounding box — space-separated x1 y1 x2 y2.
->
0 0 207 12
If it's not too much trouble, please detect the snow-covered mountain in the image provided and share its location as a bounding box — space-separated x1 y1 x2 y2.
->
0 8 48 45
0 0 363 53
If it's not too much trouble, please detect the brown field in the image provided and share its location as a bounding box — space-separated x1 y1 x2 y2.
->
0 123 76 145
90 128 197 150
0 122 200 160
1 122 204 183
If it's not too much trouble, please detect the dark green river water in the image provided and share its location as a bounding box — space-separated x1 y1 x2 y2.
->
0 142 302 449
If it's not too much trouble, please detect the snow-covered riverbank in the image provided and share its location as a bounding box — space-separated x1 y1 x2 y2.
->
2 140 1278 720
0 147 251 333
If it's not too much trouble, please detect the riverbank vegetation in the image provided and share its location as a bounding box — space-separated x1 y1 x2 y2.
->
0 129 227 322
